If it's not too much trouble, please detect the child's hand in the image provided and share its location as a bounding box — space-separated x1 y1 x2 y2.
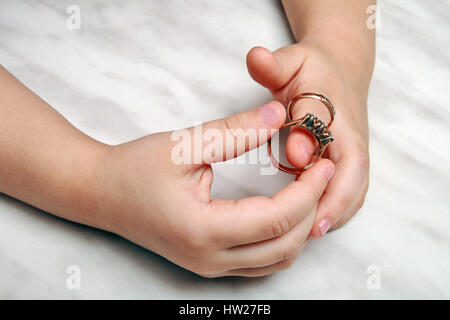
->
90 102 334 277
247 42 372 237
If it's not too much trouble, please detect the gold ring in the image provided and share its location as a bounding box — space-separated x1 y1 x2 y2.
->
268 93 335 174
287 92 335 126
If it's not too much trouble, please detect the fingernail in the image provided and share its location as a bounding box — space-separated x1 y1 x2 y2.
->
259 102 281 125
318 219 331 236
327 166 335 181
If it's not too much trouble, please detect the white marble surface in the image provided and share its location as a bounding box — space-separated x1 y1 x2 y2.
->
0 0 449 299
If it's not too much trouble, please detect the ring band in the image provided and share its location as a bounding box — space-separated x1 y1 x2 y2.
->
268 93 335 174
287 92 335 127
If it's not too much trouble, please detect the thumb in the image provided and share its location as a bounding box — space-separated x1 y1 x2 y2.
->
285 96 334 169
246 45 306 90
274 158 335 212
196 101 286 164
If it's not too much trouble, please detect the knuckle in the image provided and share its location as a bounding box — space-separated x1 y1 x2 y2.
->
282 242 298 261
337 194 351 210
186 232 210 253
277 258 296 271
270 209 291 238
224 115 238 131
177 220 212 254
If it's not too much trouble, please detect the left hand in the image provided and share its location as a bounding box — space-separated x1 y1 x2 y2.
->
246 42 373 237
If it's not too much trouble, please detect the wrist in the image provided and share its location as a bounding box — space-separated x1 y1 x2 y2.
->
83 140 161 248
80 141 145 237
300 31 375 90
59 140 116 232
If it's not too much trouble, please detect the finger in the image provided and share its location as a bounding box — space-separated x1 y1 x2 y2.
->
221 205 314 270
222 241 309 277
179 101 285 165
246 45 306 90
309 146 369 238
208 159 334 248
285 95 334 169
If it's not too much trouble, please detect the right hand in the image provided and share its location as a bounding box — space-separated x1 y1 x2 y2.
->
88 101 335 277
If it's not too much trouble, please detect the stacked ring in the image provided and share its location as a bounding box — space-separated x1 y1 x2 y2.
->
268 93 336 174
